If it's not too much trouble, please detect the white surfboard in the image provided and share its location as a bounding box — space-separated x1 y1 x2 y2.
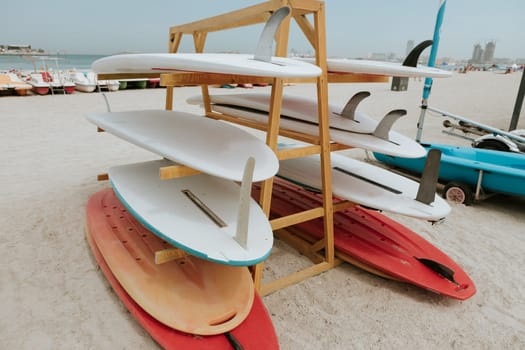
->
278 152 451 221
298 57 451 78
188 92 397 133
92 53 322 78
108 159 274 266
92 7 321 80
188 93 425 158
86 110 278 182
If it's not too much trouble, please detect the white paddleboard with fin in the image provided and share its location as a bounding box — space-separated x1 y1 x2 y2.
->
92 8 321 79
188 91 426 158
108 158 274 266
277 145 450 221
86 109 279 182
296 39 451 78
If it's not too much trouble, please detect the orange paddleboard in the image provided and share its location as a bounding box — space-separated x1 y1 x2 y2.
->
85 214 279 349
85 188 254 335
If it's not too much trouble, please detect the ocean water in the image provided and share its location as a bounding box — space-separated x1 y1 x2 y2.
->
0 54 106 72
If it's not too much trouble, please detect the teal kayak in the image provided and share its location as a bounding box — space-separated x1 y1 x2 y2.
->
374 143 525 201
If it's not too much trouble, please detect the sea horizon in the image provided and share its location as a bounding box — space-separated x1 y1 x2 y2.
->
0 54 107 72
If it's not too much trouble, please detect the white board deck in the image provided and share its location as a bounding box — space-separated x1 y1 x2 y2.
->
86 110 278 182
188 92 394 133
92 53 322 78
109 159 274 266
278 152 451 221
189 93 425 158
298 57 452 78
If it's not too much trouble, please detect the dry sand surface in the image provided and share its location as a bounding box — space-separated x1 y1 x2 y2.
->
1 71 524 349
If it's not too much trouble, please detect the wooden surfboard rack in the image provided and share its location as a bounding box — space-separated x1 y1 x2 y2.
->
98 0 389 296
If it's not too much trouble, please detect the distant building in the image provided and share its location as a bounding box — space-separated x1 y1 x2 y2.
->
483 41 496 64
471 44 483 64
368 53 387 61
406 40 414 56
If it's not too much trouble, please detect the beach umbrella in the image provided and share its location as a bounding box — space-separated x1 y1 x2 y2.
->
415 0 447 142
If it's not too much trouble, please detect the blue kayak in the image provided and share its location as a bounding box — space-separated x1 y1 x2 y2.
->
374 143 525 201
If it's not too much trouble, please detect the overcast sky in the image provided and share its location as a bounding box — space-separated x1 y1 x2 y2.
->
3 1 524 59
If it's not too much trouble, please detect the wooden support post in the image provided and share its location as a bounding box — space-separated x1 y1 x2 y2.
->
313 2 335 267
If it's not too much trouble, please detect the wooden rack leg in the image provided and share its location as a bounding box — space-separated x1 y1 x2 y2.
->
165 86 173 110
252 77 284 293
314 3 335 266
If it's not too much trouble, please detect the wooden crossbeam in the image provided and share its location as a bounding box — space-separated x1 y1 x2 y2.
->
154 248 189 264
159 165 201 180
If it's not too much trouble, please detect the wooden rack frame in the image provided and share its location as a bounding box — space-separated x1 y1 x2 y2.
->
98 0 387 295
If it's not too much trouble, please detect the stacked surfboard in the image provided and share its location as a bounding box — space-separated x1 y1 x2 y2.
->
83 8 329 347
83 107 284 347
187 90 450 221
183 58 475 299
83 109 284 348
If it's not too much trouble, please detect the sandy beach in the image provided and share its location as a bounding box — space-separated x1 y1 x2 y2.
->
1 71 524 349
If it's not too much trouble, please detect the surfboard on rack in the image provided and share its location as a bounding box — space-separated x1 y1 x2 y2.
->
188 91 426 158
253 178 476 301
86 109 278 182
108 159 273 266
296 57 451 78
85 187 254 334
92 8 321 79
278 151 450 221
85 188 279 348
92 52 321 78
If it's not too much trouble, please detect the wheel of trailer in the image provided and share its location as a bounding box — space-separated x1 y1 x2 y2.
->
443 182 474 205
474 139 510 152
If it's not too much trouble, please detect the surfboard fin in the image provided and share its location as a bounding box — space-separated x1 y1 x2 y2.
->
415 149 441 205
373 109 406 140
235 157 256 249
224 332 243 350
415 257 459 286
254 7 290 63
402 40 433 67
336 91 371 121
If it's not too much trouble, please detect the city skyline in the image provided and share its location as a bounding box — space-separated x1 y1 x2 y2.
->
3 1 525 60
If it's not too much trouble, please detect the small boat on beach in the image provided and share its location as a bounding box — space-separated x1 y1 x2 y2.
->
0 72 32 96
23 56 75 94
49 71 75 94
26 71 75 94
121 78 148 89
147 78 160 88
374 143 525 204
86 72 119 92
26 72 51 95
69 71 97 93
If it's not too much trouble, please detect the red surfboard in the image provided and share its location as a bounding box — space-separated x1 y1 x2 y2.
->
254 178 476 300
85 188 279 349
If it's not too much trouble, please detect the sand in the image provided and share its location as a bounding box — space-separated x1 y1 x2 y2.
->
1 71 524 349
